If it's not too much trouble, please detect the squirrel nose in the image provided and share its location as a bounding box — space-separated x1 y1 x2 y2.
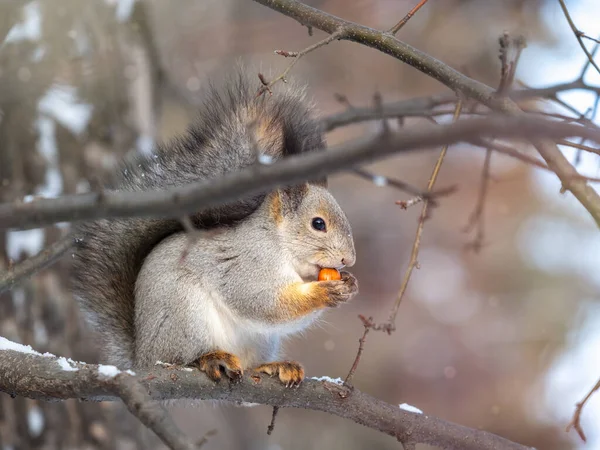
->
341 255 355 268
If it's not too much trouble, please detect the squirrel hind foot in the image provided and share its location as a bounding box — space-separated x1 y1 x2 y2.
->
252 361 305 388
193 351 243 383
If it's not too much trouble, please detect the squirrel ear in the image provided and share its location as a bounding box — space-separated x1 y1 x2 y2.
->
280 183 309 214
266 183 308 223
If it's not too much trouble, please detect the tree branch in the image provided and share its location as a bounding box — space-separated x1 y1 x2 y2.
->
0 343 532 450
0 116 598 232
252 0 600 228
0 234 74 294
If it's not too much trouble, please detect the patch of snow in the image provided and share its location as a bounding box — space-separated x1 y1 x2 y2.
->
0 336 42 356
98 364 121 378
6 229 45 260
136 134 154 156
34 115 62 199
155 360 191 371
3 2 41 45
311 375 343 385
399 403 423 414
56 357 79 372
38 85 93 136
27 405 44 437
0 337 88 372
0 336 42 355
258 154 274 165
372 175 388 187
115 0 137 22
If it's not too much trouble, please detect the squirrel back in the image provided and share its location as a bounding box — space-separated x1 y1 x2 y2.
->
70 70 326 368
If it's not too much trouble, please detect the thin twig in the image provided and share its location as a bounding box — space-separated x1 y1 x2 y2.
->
581 33 600 45
352 167 455 201
472 137 600 182
566 376 600 442
0 234 73 294
343 315 372 387
463 32 520 252
580 94 600 161
463 149 492 253
557 0 600 77
395 196 424 209
497 32 511 95
385 99 463 329
259 28 346 95
321 90 600 133
578 37 600 80
558 139 600 156
266 406 280 435
388 0 429 35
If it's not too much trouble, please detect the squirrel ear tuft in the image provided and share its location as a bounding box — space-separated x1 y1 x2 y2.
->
266 183 309 222
280 183 309 214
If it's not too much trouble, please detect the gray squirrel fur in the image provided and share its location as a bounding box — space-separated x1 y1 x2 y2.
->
71 68 358 374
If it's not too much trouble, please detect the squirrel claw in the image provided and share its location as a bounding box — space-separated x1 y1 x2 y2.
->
193 351 243 383
252 361 305 388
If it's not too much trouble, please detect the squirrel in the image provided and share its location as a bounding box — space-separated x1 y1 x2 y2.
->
70 69 358 387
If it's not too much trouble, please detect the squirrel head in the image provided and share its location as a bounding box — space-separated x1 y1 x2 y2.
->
265 183 356 281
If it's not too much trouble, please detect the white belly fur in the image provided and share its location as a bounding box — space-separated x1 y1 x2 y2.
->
186 285 321 368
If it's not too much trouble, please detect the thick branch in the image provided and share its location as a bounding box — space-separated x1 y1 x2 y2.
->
0 344 199 449
0 116 598 232
252 0 600 228
0 346 532 450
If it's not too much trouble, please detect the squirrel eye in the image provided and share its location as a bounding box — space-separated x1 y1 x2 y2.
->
311 217 327 232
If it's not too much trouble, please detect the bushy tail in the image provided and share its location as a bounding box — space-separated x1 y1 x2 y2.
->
70 67 325 368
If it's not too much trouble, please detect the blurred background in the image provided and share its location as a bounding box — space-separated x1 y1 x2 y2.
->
1 0 600 449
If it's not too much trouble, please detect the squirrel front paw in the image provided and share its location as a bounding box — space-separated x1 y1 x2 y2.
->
252 361 305 387
193 350 243 383
321 271 358 307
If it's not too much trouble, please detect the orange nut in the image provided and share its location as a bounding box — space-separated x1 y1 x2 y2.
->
318 268 341 281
